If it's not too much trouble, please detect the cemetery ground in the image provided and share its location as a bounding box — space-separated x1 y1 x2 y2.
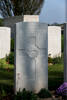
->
0 58 64 100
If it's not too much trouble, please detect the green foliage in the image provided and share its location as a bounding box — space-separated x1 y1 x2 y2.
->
48 54 63 65
0 0 44 17
12 0 44 15
0 0 13 17
37 88 52 98
6 52 14 64
11 39 14 52
48 57 53 63
0 19 3 26
61 34 64 53
1 89 7 97
0 59 14 69
15 89 38 100
0 84 13 94
52 57 63 64
0 84 14 99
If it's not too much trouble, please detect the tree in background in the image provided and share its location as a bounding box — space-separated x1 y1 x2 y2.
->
0 0 13 17
0 0 44 18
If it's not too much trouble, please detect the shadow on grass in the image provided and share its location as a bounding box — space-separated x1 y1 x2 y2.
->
48 71 64 90
0 68 14 80
0 83 14 94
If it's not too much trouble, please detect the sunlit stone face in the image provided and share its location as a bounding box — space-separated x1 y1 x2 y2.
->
15 22 48 93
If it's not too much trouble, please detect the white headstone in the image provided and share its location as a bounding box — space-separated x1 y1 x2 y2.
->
48 26 61 58
0 27 11 58
15 22 48 93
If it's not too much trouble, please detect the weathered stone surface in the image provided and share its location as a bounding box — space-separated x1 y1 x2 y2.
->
15 22 48 92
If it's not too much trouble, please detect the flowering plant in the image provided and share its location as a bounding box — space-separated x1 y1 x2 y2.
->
56 82 67 96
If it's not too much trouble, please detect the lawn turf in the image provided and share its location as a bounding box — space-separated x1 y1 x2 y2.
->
48 64 64 90
0 59 64 91
0 59 14 89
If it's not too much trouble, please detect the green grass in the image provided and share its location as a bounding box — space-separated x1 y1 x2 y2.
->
0 59 14 87
0 59 64 91
48 64 64 90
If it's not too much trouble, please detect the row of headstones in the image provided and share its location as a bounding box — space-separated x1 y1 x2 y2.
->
15 22 67 93
0 21 66 93
0 25 61 59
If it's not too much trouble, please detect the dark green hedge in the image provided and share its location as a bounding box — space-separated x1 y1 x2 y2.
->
6 52 14 65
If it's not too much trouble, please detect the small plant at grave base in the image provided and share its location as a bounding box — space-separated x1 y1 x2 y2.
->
52 57 62 65
14 88 38 100
6 52 14 64
37 88 52 98
48 55 63 65
1 89 7 97
48 57 53 64
0 84 14 99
